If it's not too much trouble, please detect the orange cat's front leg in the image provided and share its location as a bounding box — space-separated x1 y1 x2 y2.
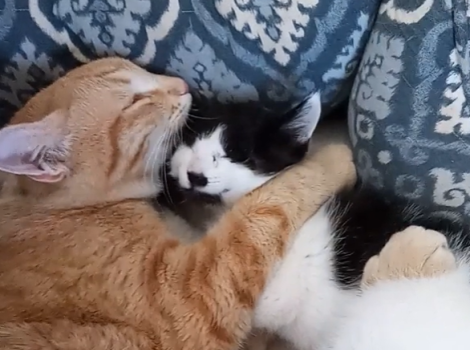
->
156 143 356 350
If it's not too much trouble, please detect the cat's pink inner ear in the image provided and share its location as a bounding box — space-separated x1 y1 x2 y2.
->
28 171 66 184
0 112 70 183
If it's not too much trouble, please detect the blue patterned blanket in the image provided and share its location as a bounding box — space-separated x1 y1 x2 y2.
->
0 0 378 121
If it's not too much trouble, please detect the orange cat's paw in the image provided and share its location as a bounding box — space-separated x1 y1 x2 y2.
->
362 225 457 287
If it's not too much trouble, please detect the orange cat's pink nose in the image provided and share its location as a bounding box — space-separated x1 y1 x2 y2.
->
178 81 189 95
153 75 189 96
172 79 189 96
166 77 189 96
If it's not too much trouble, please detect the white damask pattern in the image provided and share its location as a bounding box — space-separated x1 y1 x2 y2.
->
435 49 470 135
29 0 89 62
349 30 404 149
167 31 259 102
377 150 392 164
13 0 375 111
430 168 470 215
354 31 404 122
215 0 319 65
379 0 434 24
29 0 180 65
322 12 370 84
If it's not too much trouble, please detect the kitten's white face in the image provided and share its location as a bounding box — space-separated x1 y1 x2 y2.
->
169 126 272 204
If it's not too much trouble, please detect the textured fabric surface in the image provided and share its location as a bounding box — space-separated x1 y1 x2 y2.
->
0 0 380 126
349 0 470 220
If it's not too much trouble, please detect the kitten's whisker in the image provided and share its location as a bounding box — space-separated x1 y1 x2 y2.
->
160 116 186 206
145 130 166 189
188 113 211 120
162 134 175 206
147 140 160 187
184 119 197 135
179 124 184 140
143 139 154 182
207 180 221 184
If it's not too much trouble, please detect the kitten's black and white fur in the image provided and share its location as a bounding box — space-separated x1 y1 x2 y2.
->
161 93 470 350
168 92 321 204
156 93 321 237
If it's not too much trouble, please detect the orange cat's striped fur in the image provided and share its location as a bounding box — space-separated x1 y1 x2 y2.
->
0 58 356 349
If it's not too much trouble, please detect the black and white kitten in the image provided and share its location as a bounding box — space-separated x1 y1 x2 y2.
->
163 93 470 350
156 92 321 236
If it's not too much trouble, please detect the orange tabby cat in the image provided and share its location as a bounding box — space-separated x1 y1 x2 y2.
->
0 57 356 350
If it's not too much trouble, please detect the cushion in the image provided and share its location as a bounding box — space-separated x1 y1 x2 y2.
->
0 0 381 127
349 0 470 219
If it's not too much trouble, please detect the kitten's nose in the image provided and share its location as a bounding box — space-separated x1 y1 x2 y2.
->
187 172 208 187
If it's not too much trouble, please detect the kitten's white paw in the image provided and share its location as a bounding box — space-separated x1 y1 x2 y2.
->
169 145 193 188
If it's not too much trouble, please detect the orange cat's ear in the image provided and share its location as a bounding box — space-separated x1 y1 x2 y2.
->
0 111 71 183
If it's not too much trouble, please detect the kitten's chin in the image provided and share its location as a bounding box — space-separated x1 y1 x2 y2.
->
220 189 248 206
196 182 270 206
187 190 222 204
220 176 275 205
187 186 239 206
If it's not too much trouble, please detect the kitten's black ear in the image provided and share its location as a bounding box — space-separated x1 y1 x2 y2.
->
282 91 322 142
252 92 322 174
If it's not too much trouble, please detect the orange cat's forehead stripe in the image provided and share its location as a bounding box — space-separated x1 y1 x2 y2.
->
127 136 148 175
106 115 123 177
106 69 161 95
129 76 160 94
